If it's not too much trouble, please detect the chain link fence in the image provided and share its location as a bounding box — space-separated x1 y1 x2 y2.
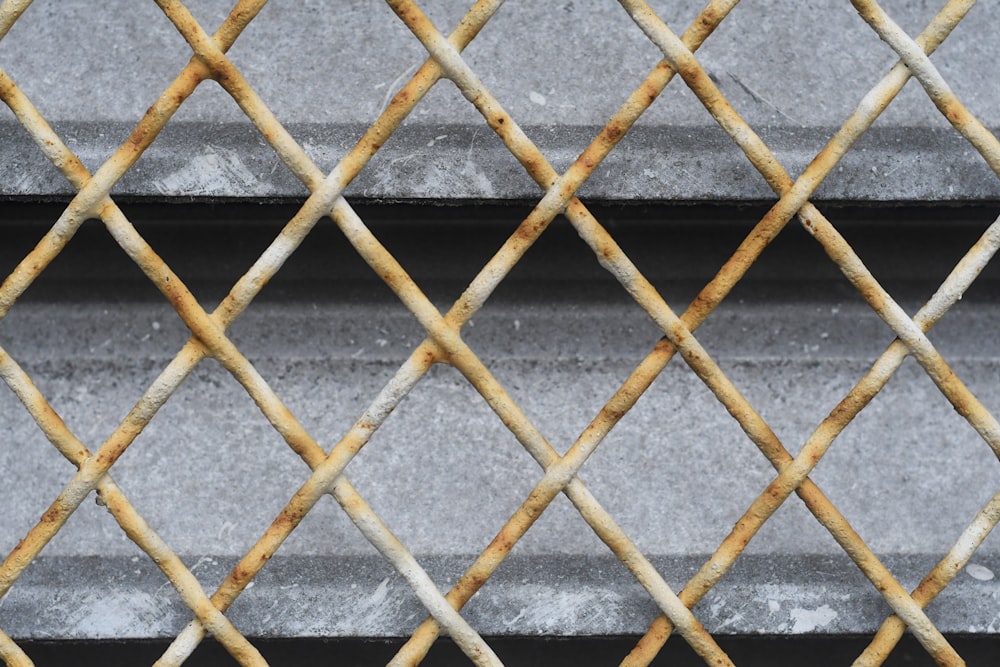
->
1 1 999 665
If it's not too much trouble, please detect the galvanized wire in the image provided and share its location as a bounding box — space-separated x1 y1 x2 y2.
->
0 1 998 666
0 3 279 663
389 0 994 665
616 1 983 664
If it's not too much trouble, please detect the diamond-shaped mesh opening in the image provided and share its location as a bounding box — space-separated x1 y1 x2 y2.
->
363 212 523 309
581 360 777 555
111 358 309 555
473 216 670 443
225 3 425 126
812 357 1000 552
686 1 893 127
461 2 668 130
350 363 539 556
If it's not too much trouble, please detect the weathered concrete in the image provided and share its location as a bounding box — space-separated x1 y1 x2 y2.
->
3 554 999 639
2 0 1000 649
1 1 1000 201
1 206 999 639
3 123 998 202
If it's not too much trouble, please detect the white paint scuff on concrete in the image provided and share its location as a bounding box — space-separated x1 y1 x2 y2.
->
154 148 258 196
966 563 995 581
71 591 171 638
504 585 621 633
789 604 838 633
349 577 397 635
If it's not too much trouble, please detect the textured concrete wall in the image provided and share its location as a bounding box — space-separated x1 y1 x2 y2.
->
1 1 999 201
1 0 999 651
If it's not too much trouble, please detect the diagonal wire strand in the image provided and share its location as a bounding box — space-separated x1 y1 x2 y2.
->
850 0 1000 173
0 0 269 580
382 2 805 664
203 0 1000 664
0 2 996 665
1 0 506 661
624 0 1000 464
620 1 966 662
150 1 744 664
161 0 732 661
0 0 268 319
627 215 1000 667
619 1 1000 663
163 3 736 664
0 4 278 663
0 3 756 664
609 2 982 663
380 1 983 665
0 0 33 41
141 2 528 664
856 490 1000 666
0 343 270 667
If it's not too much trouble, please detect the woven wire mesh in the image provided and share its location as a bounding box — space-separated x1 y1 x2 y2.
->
0 1 999 665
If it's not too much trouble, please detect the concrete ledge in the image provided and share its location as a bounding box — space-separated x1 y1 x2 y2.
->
2 123 1000 203
3 1 1000 203
4 554 999 639
1 206 999 641
3 0 1000 648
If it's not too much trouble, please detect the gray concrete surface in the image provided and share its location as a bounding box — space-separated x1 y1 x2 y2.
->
2 0 1000 649
3 554 999 639
1 205 999 640
1 1 1000 201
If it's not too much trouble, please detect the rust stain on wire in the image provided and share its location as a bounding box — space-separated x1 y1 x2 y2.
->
0 1 998 666
617 1 993 666
617 2 983 665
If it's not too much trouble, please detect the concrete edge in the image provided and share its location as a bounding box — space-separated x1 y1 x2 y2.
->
2 122 999 203
3 554 998 639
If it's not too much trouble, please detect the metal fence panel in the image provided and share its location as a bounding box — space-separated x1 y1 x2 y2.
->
1 1 999 665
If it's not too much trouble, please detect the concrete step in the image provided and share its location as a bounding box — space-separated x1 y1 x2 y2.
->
2 0 1000 651
1 1 1000 202
1 207 999 639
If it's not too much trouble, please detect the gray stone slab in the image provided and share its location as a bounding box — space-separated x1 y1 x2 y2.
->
2 0 1000 644
2 2 1000 201
2 1 998 127
3 122 999 202
2 249 1000 638
1 209 999 611
4 300 1000 557
3 554 999 639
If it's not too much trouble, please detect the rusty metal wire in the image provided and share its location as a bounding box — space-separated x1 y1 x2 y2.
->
616 1 999 665
0 0 998 665
154 4 746 665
